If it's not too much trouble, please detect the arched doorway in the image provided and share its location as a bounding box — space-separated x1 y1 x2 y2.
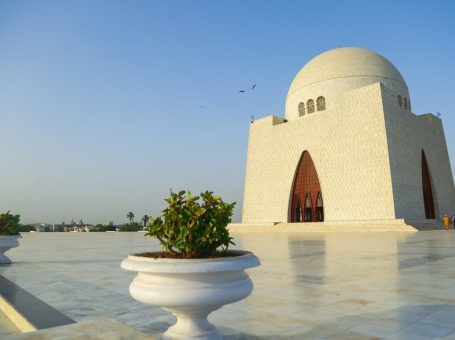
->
316 192 324 222
304 193 313 222
290 151 323 222
422 150 435 219
294 196 302 222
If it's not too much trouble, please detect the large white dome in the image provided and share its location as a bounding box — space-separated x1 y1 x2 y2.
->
285 47 409 120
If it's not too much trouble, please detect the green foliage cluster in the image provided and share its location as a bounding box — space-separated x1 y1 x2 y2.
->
17 225 35 232
146 190 235 258
120 222 141 232
0 211 21 236
92 222 142 232
93 224 118 232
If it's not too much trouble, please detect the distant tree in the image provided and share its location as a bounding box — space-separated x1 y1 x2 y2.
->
91 224 103 232
79 219 84 225
95 224 117 232
120 223 140 232
141 215 149 229
106 224 117 232
17 225 35 232
54 224 65 232
127 212 135 223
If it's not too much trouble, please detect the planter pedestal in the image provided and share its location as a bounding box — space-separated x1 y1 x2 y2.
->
162 306 221 339
121 250 260 339
0 235 21 264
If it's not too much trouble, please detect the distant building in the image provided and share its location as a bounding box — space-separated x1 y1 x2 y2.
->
30 223 53 232
242 47 455 225
27 223 94 232
62 224 93 232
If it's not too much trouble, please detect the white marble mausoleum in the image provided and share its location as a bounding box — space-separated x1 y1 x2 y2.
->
242 47 455 225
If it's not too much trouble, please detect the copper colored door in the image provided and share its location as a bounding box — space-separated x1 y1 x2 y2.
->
290 151 322 222
422 150 435 219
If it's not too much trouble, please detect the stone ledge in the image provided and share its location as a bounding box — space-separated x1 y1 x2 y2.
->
404 219 447 231
6 317 154 339
0 295 34 333
228 220 418 232
0 275 75 333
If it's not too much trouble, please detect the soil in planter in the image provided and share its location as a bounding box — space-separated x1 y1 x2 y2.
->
134 250 244 259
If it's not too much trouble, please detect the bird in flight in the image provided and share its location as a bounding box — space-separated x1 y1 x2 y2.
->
239 84 256 93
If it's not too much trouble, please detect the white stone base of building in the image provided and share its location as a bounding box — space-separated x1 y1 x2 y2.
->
229 219 446 232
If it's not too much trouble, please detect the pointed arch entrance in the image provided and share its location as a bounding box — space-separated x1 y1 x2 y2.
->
290 151 323 222
422 150 435 219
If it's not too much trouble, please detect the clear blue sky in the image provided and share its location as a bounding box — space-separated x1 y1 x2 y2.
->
1 0 454 224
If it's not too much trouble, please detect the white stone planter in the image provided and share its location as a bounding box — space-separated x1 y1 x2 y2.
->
0 234 21 264
121 250 260 339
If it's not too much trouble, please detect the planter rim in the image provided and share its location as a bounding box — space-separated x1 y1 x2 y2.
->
121 249 260 274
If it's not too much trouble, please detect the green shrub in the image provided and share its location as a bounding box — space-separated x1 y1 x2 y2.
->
93 224 117 232
0 211 21 236
146 190 235 258
120 223 141 232
17 225 35 232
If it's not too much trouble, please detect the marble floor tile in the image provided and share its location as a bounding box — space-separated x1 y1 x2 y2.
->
2 230 455 338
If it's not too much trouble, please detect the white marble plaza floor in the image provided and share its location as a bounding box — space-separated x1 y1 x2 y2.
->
2 230 455 339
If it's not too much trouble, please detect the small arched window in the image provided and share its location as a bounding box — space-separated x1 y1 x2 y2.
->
408 99 411 111
298 102 305 116
316 96 326 111
403 97 408 110
398 95 402 107
307 99 315 113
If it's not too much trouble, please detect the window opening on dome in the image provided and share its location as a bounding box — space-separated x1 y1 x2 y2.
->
408 99 411 111
403 97 408 110
298 102 305 116
398 95 402 107
307 99 315 114
317 96 326 111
